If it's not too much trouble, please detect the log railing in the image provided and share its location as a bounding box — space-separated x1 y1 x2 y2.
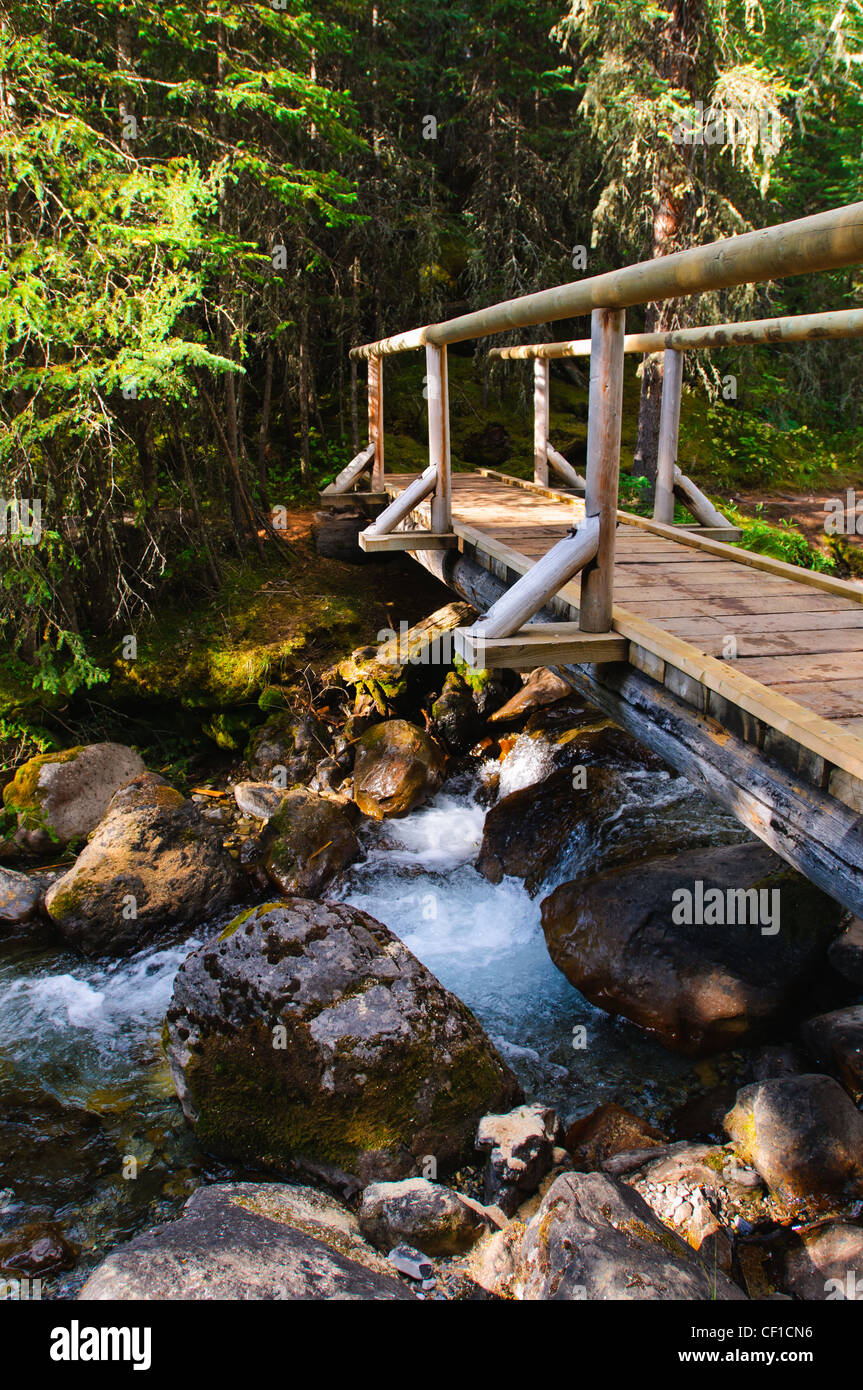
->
346 203 863 643
489 306 863 529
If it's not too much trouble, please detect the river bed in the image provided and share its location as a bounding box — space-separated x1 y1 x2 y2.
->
0 733 754 1296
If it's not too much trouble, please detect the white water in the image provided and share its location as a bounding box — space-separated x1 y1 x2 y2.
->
335 753 746 1122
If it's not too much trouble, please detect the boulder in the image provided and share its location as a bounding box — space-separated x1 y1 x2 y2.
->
246 713 328 784
487 667 574 723
475 1104 559 1215
359 1178 490 1256
45 774 242 956
541 842 843 1053
78 1182 415 1301
479 759 726 897
0 866 43 926
166 899 522 1189
801 1004 863 1103
261 788 359 897
724 1075 863 1205
430 673 485 756
828 917 863 986
232 781 289 822
352 720 445 820
503 1171 745 1300
564 1103 666 1171
783 1221 863 1300
3 743 145 852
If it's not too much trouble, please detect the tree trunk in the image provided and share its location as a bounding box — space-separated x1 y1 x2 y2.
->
633 0 703 481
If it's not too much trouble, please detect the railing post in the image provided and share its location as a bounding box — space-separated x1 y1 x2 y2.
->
579 307 626 633
534 357 549 485
427 343 451 532
654 347 682 526
368 356 384 490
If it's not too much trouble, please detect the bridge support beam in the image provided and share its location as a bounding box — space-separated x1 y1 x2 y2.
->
368 356 384 490
533 358 549 485
427 344 452 533
580 307 626 632
654 347 682 525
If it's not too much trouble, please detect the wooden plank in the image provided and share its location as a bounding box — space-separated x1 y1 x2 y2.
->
735 651 863 683
673 630 863 658
662 610 863 636
768 681 863 720
622 594 860 618
358 531 458 553
456 625 628 671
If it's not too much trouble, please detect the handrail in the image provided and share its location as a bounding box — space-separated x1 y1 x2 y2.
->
350 204 863 359
486 306 863 359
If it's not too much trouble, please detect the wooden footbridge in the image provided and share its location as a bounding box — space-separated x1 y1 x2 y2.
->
326 204 863 917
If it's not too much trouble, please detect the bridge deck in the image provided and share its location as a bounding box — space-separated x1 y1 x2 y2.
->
385 469 863 794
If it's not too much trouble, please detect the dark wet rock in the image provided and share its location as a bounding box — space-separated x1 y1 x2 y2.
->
499 1171 746 1300
261 788 359 898
478 767 629 894
476 1104 560 1216
166 899 522 1190
78 1181 415 1301
3 743 146 852
724 1074 863 1205
430 673 485 756
44 773 243 956
0 867 43 926
247 713 329 784
352 720 445 820
828 917 863 986
783 1221 863 1300
487 667 574 723
751 1044 806 1082
359 1178 490 1256
0 1087 117 1205
801 1005 863 1102
564 1103 667 1171
541 842 843 1054
0 1221 77 1276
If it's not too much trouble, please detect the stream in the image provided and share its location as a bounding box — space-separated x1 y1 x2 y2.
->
0 730 753 1297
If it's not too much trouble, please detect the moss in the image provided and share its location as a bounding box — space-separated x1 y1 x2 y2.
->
3 746 85 829
217 903 283 942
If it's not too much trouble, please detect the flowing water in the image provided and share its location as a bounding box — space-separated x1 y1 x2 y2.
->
0 730 752 1296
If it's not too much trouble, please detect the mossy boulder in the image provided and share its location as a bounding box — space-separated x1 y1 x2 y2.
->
724 1075 863 1206
3 743 145 852
45 773 243 956
165 898 522 1190
541 842 843 1054
261 788 360 897
352 720 445 820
